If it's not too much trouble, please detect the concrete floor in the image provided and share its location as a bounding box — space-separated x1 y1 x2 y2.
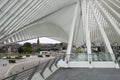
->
46 68 120 80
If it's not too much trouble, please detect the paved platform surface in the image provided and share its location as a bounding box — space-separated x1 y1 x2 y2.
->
46 68 120 80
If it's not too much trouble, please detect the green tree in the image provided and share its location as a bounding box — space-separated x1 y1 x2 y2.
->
23 43 33 54
18 47 24 53
18 42 33 54
23 43 32 48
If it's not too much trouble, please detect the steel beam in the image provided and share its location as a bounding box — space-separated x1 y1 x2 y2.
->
94 0 120 36
66 2 79 65
90 1 119 68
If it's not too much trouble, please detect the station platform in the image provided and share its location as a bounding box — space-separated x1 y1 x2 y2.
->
46 68 120 80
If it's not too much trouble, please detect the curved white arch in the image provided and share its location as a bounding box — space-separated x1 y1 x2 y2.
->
25 22 68 41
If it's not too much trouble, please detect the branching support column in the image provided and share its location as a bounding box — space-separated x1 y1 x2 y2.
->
82 0 92 68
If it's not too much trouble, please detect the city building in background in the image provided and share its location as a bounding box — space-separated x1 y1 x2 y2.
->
0 38 67 54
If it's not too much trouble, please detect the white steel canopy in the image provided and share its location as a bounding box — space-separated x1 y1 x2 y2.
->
0 0 120 68
0 0 120 49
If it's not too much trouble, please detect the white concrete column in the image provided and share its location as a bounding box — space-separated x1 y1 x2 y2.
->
11 37 15 43
82 0 92 68
66 2 79 58
13 34 19 42
86 1 92 59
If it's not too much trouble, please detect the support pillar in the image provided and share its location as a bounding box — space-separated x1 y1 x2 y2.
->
66 2 79 63
82 0 92 68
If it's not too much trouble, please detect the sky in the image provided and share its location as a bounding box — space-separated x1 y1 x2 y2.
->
19 37 61 44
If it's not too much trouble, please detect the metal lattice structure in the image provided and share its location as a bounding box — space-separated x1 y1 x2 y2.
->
0 0 120 68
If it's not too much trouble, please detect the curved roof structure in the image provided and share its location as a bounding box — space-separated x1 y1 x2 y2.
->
1 1 120 79
0 0 120 49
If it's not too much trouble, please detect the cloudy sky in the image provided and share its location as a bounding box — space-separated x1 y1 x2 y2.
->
19 37 61 44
